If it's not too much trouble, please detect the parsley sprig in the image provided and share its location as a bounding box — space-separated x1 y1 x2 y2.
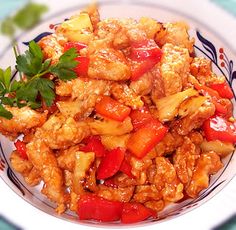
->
0 41 78 119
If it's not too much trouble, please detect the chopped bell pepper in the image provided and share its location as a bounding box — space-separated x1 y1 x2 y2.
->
209 81 234 99
78 194 123 222
130 107 153 131
127 120 168 158
121 202 156 224
14 140 28 160
80 136 106 157
119 159 134 178
194 83 228 115
97 147 125 180
203 115 236 143
129 39 162 81
74 56 90 76
95 96 131 122
64 41 87 53
104 177 118 188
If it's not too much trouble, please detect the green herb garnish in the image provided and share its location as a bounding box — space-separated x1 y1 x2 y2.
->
0 41 78 119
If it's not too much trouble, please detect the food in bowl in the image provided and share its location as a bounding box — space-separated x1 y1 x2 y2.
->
0 4 235 224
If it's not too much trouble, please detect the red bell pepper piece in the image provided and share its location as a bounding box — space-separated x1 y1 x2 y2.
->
127 120 168 158
78 194 123 222
121 203 156 224
64 41 87 53
74 56 90 76
97 147 125 180
95 96 131 122
209 81 234 99
14 140 28 160
64 42 89 76
80 136 106 157
130 39 162 61
130 107 154 131
194 83 228 115
129 39 162 81
203 115 236 143
119 159 134 178
104 178 118 188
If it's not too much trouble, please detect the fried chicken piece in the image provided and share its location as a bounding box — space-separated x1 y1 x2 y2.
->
0 106 47 139
88 48 131 81
144 200 165 212
148 157 184 202
186 151 223 198
155 131 184 156
56 78 111 119
151 64 166 100
129 72 154 96
111 83 144 109
190 57 224 85
10 151 41 186
138 17 162 39
155 22 194 53
133 185 162 203
97 184 134 202
160 43 190 96
57 145 78 171
26 139 67 213
96 18 130 49
38 33 67 63
10 151 33 175
173 137 200 185
35 114 90 149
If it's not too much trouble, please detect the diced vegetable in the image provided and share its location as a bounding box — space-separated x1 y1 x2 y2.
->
121 203 156 223
14 140 28 160
61 13 93 31
80 136 106 157
129 39 162 81
127 120 168 158
74 56 90 76
178 96 207 117
88 116 133 136
130 107 153 131
209 81 234 99
100 134 130 150
97 147 125 180
119 159 134 178
200 140 234 157
194 83 228 115
104 178 118 188
64 42 87 53
203 115 236 143
95 96 131 122
78 194 123 222
59 13 93 43
73 151 95 194
154 88 198 122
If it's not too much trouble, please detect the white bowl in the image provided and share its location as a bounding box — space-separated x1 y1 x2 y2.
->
0 0 236 227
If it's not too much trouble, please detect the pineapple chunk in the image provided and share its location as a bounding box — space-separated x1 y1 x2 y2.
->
61 13 93 31
58 13 93 43
178 96 207 118
88 116 133 136
200 140 234 157
73 151 95 194
101 134 130 150
154 88 198 122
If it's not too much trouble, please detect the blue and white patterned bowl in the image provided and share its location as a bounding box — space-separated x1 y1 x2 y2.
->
0 1 235 227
